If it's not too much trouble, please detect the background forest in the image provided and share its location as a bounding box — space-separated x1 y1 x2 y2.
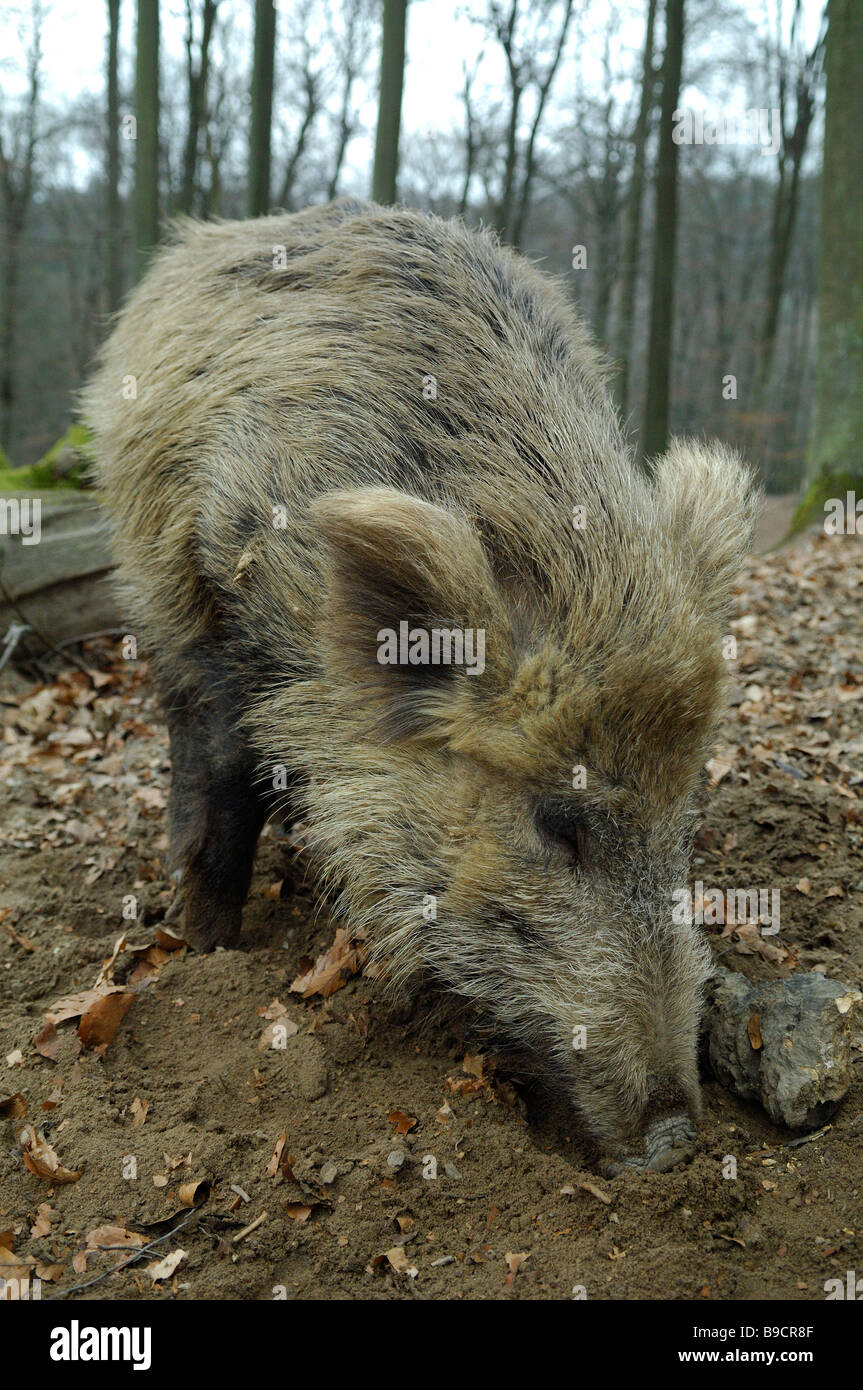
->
0 0 860 515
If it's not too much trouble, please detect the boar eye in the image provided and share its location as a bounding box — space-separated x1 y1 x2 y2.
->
535 803 587 866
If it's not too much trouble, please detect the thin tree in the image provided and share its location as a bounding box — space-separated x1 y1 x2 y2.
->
133 0 160 273
328 0 374 201
489 0 574 247
798 0 863 523
0 2 44 451
278 23 322 209
755 1 826 407
371 0 408 205
181 0 219 216
457 55 484 216
614 0 658 415
105 0 123 313
641 0 685 462
247 0 277 217
509 0 572 247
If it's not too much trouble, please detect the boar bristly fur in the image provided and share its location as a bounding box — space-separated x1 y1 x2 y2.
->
83 200 759 1170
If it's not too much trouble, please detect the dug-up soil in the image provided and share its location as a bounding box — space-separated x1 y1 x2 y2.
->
0 526 861 1302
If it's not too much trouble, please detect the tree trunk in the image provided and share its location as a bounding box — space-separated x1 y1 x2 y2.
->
510 0 573 250
457 61 479 217
328 101 353 202
799 0 863 523
0 230 21 452
614 0 658 416
133 0 160 275
105 0 123 313
327 1 365 202
247 0 277 217
279 74 319 208
371 0 408 205
496 24 521 244
641 0 685 462
181 0 218 216
755 30 823 407
0 6 41 452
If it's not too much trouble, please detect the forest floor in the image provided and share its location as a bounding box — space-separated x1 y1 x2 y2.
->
1 518 861 1302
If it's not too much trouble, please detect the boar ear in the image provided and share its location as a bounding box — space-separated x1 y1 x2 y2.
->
309 487 509 739
652 439 761 622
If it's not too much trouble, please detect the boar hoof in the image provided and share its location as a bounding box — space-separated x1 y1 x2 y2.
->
178 876 244 952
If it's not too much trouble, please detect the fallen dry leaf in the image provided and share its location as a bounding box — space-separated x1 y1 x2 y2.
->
289 928 365 999
178 1178 210 1208
32 1022 60 1061
266 1131 287 1178
130 1096 149 1126
0 1245 35 1269
84 1224 147 1256
0 1092 27 1118
41 1077 63 1111
504 1250 530 1287
146 1249 186 1283
18 1125 81 1184
45 984 128 1028
387 1110 418 1136
258 1017 299 1050
384 1245 418 1277
30 1202 55 1237
77 991 135 1048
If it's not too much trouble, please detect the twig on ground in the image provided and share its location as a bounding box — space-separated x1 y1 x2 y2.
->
47 1206 200 1299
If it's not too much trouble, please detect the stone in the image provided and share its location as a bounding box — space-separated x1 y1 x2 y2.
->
705 967 861 1130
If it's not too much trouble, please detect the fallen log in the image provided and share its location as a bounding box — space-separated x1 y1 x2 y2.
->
0 491 121 657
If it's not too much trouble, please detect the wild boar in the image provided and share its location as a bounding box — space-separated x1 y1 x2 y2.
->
82 199 758 1174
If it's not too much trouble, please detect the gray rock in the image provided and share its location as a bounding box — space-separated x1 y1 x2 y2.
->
706 967 861 1129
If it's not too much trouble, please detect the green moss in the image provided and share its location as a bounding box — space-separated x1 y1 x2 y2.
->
791 466 859 533
0 425 93 492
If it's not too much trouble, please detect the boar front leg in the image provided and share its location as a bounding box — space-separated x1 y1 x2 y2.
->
163 680 269 951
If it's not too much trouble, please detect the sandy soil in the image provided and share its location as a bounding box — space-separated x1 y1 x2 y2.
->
1 524 861 1302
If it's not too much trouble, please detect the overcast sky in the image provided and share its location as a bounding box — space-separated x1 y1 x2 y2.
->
0 0 828 181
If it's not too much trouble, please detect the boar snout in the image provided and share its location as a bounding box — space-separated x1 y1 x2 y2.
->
602 1114 696 1177
602 1077 699 1177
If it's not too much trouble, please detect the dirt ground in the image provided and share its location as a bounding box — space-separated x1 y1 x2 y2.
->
1 517 861 1302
